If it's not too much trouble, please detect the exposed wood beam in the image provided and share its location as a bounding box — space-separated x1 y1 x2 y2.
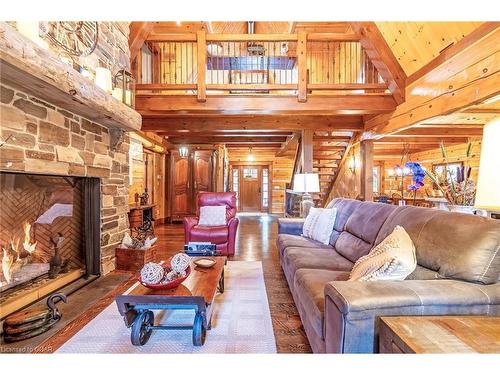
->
142 115 364 132
365 26 500 137
225 143 283 148
313 136 352 142
360 140 374 202
394 128 484 137
301 129 314 172
276 133 300 157
129 22 155 61
375 136 469 144
407 22 500 85
351 22 406 104
136 94 397 116
167 136 289 144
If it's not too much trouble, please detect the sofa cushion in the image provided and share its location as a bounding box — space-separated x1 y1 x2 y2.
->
283 247 354 278
294 269 350 339
277 234 332 257
190 225 228 244
326 198 364 246
375 205 500 284
334 202 397 263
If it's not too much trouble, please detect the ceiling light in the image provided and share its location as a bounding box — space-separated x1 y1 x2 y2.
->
179 146 189 158
176 21 182 26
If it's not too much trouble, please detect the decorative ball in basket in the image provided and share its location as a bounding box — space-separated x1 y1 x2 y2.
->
139 253 191 290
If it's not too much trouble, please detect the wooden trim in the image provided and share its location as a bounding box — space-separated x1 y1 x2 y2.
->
196 30 207 102
206 83 297 91
307 33 359 41
146 33 197 42
136 83 197 91
308 83 388 90
407 22 500 85
301 129 314 172
360 140 374 201
351 22 406 105
297 31 308 103
206 33 298 42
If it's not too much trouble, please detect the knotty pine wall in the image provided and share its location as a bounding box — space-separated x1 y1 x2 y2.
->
378 140 482 198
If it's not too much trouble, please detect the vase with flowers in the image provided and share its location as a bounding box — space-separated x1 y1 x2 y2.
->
423 141 476 214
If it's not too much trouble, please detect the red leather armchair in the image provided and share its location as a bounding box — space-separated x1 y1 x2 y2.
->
183 192 239 256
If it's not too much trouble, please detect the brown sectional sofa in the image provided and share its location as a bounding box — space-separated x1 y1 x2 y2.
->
277 198 500 353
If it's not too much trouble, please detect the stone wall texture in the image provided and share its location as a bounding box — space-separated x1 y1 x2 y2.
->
0 83 131 274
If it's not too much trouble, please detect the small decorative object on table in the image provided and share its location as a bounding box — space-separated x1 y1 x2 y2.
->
194 258 216 269
184 242 217 256
139 253 191 290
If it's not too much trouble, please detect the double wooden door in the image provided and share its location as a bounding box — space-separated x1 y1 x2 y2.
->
169 150 213 221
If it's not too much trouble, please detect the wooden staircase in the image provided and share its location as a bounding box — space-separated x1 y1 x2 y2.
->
312 131 353 205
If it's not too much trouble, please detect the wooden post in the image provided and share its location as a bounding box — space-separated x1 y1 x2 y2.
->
196 30 207 102
360 140 374 202
297 31 307 103
301 129 313 173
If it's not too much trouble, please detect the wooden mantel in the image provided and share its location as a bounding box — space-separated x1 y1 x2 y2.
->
0 22 141 132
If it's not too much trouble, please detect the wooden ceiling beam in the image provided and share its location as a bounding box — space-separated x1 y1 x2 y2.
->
136 94 397 116
375 136 469 144
276 133 300 157
351 22 407 104
365 26 500 136
394 128 483 137
167 136 288 144
142 115 364 132
225 143 283 148
129 22 156 61
313 136 352 142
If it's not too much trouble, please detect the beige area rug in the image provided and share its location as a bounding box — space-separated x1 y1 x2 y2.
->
56 261 277 353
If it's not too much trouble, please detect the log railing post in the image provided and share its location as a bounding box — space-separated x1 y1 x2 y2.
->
196 30 207 102
360 139 374 202
297 31 307 102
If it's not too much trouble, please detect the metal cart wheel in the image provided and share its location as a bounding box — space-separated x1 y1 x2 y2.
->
131 310 154 346
192 312 206 346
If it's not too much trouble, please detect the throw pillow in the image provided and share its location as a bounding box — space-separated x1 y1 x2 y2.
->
349 225 417 281
198 205 227 226
302 207 337 245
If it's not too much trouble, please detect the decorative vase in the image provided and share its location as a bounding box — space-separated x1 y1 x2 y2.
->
448 205 475 215
398 199 406 206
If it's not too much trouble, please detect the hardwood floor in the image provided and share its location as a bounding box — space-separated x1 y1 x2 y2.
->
33 214 311 353
155 214 312 353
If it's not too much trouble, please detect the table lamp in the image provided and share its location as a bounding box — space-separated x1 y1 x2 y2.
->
293 173 320 217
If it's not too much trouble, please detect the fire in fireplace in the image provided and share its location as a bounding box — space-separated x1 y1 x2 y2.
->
0 172 101 319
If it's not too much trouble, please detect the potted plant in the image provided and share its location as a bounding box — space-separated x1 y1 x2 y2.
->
424 141 476 214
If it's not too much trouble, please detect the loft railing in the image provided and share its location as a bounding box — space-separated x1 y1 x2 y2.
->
133 32 388 101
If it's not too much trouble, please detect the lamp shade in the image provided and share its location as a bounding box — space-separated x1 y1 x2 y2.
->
475 118 500 211
293 173 320 193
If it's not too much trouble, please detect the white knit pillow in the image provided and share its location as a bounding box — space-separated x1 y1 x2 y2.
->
349 225 417 281
198 205 227 226
302 207 337 245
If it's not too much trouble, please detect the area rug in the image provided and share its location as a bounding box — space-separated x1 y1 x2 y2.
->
56 261 277 353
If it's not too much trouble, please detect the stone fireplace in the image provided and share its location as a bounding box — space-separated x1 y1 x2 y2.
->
0 21 142 319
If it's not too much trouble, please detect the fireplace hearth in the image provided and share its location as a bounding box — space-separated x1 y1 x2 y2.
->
0 172 100 318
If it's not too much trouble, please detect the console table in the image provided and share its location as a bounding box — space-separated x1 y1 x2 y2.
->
379 316 500 353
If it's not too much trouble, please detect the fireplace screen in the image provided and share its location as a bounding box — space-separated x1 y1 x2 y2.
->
0 173 100 317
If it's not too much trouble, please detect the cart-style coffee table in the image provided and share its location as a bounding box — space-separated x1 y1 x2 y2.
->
115 256 226 346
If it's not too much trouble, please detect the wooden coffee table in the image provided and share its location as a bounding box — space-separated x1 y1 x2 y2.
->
115 256 226 347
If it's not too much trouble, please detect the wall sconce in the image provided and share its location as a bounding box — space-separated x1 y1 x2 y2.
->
179 146 189 158
95 67 113 94
387 168 395 177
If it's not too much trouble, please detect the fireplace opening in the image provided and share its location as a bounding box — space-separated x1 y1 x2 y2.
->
0 172 100 319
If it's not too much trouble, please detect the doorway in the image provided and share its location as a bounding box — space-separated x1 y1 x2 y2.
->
230 164 270 213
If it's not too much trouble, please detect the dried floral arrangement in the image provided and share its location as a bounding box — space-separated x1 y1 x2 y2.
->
424 141 476 206
119 232 157 250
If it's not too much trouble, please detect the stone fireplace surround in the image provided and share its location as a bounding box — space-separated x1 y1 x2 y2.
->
1 82 131 275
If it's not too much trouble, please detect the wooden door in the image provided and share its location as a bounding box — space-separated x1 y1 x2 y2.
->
193 150 212 195
239 166 262 212
170 151 191 220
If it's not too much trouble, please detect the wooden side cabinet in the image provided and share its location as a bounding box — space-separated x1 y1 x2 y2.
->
379 316 500 353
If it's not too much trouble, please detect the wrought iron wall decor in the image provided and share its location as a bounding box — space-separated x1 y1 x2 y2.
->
42 21 99 57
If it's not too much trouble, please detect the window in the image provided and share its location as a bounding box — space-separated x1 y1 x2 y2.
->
433 163 463 185
243 168 258 179
372 166 380 193
262 168 269 209
232 168 239 207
